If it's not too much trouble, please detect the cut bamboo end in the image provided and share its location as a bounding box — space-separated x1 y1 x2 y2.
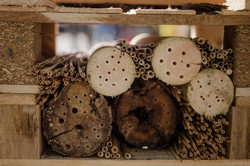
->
97 151 104 158
152 37 201 85
87 47 136 97
124 152 132 160
187 69 234 117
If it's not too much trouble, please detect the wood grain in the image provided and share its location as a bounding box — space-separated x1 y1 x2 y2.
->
0 11 249 25
230 107 250 159
1 159 250 166
135 9 195 15
0 85 39 94
52 0 226 5
224 26 250 87
235 97 250 107
0 94 36 105
0 105 42 159
0 0 56 8
235 88 250 97
56 6 122 13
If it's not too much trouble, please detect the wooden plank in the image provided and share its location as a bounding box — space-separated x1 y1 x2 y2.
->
235 88 250 97
0 6 53 12
226 0 250 10
0 85 40 94
52 0 226 5
230 107 250 159
0 105 42 159
0 94 36 105
56 6 122 13
0 159 250 166
235 97 250 107
135 9 196 15
0 0 57 8
221 10 250 16
224 26 250 87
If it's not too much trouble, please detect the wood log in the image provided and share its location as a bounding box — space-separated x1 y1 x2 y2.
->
115 79 178 148
87 46 135 97
43 82 112 157
152 37 201 85
186 69 234 117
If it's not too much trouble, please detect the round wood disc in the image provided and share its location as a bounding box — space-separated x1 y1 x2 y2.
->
115 79 178 148
187 69 234 117
152 37 201 85
43 82 112 157
87 47 136 96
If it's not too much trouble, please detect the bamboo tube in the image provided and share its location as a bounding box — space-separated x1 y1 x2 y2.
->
116 153 121 159
111 134 120 154
147 70 155 79
139 67 146 74
142 74 149 81
146 56 152 62
144 63 150 70
117 39 127 45
102 146 109 153
139 60 145 66
97 151 104 158
105 152 111 159
138 53 146 60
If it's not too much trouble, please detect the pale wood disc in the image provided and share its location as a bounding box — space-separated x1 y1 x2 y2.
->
87 47 136 96
152 37 201 85
187 69 234 117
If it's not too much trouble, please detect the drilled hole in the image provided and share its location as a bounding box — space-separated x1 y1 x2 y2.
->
99 76 102 78
111 55 114 58
217 99 220 102
153 98 158 103
86 145 89 148
216 96 218 98
106 61 109 64
75 95 78 99
97 135 100 138
113 68 115 71
181 60 183 63
66 144 71 149
60 102 65 107
72 108 78 114
75 125 83 129
197 80 200 83
100 123 104 127
68 98 71 101
222 99 224 102
166 71 170 76
93 128 97 132
112 83 116 86
96 66 99 68
168 48 172 52
63 113 66 115
180 75 184 79
186 64 190 68
105 79 108 82
159 59 164 63
200 96 203 98
173 61 177 66
117 61 120 64
200 85 202 88
86 136 89 139
221 80 223 82
182 51 186 55
84 94 87 97
125 78 128 81
208 105 211 108
122 69 125 72
83 110 86 114
108 71 111 74
59 118 64 124
55 129 57 132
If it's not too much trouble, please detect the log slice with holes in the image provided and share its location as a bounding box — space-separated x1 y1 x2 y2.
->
152 37 201 85
186 69 234 117
87 47 136 97
114 79 179 148
43 82 112 157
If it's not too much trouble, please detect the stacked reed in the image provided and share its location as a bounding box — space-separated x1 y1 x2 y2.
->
170 86 229 160
116 39 155 81
97 133 121 159
193 37 233 76
32 53 88 110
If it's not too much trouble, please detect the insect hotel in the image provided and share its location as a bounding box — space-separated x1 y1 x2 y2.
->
0 0 249 165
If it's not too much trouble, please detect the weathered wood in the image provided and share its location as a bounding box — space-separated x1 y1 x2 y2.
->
115 79 178 148
87 47 135 97
0 85 39 94
230 107 250 159
235 97 250 107
1 159 250 166
52 0 226 5
56 6 122 13
0 94 36 105
0 11 249 25
152 37 201 85
186 69 234 117
43 82 112 157
0 22 41 85
0 6 53 12
224 26 250 87
0 105 42 159
235 88 250 97
0 0 57 8
135 9 195 15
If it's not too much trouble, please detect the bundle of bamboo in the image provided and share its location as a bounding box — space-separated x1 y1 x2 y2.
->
193 37 233 75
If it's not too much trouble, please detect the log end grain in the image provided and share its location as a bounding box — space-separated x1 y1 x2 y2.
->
43 82 112 157
152 37 201 85
187 69 234 117
87 47 135 97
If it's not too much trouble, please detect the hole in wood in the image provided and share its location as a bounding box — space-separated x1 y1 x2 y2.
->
66 144 71 149
159 59 164 63
108 71 111 74
72 108 78 114
100 123 104 127
208 105 211 108
186 64 191 68
166 71 170 76
180 75 184 79
111 55 114 58
112 83 116 86
75 125 83 130
182 51 186 55
168 48 172 52
197 80 200 83
113 68 115 71
122 69 125 72
92 128 97 132
221 79 223 82
200 85 202 88
75 95 78 99
117 61 120 64
173 61 177 66
99 76 102 78
106 61 109 64
125 78 128 81
96 66 99 68
86 136 89 139
96 135 100 138
68 98 71 101
59 118 64 124
55 129 57 132
153 98 158 103
181 60 183 63
217 99 220 102
105 79 108 82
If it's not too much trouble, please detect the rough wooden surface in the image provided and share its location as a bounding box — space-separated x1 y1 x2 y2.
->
224 26 250 87
87 47 135 97
230 107 250 159
0 22 41 85
0 11 249 25
43 82 112 157
152 37 201 85
52 0 226 5
235 97 250 107
0 0 57 8
187 69 234 117
0 85 39 94
115 80 178 148
56 6 122 13
1 159 250 166
0 105 42 159
135 9 195 15
0 94 36 105
235 88 250 97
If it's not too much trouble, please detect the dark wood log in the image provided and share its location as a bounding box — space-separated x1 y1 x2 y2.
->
115 79 179 148
43 82 112 157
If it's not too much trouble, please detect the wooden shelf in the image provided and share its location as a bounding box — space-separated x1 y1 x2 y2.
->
1 159 250 166
0 6 249 25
